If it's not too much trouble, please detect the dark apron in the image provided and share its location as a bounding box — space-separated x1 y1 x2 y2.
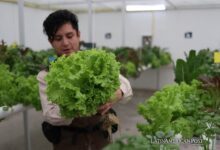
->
42 109 118 150
53 114 109 150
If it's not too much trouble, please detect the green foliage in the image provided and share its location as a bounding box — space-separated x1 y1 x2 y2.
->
103 135 153 150
102 46 140 78
196 76 220 147
206 63 220 77
0 63 41 110
103 135 179 150
199 76 220 110
0 41 55 110
121 61 137 77
46 49 120 118
137 48 220 149
141 46 172 68
101 46 114 53
102 46 172 77
137 80 204 139
173 49 220 148
174 49 215 84
137 76 220 149
172 118 194 138
114 47 140 78
15 75 41 110
0 41 55 76
0 64 17 106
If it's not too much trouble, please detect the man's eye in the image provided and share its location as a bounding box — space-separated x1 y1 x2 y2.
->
67 33 73 39
54 36 62 41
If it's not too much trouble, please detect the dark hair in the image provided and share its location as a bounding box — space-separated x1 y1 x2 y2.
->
43 9 79 41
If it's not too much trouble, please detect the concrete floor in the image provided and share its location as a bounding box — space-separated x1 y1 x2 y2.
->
0 90 219 150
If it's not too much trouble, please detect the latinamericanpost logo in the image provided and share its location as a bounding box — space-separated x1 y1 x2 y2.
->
150 137 203 144
214 52 220 63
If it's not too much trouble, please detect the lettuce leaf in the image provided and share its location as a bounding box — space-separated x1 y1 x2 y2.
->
46 49 120 118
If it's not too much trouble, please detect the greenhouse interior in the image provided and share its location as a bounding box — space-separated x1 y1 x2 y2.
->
1 0 220 150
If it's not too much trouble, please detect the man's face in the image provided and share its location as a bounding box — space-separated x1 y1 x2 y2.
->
50 23 80 56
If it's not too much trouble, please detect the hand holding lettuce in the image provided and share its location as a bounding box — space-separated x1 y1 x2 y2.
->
46 49 120 118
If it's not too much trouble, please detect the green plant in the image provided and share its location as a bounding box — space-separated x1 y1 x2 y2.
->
0 41 55 110
46 49 120 118
121 61 137 77
137 77 220 149
137 81 203 139
15 75 41 110
0 63 41 110
0 64 17 107
173 49 220 149
103 135 152 150
0 41 55 76
103 135 179 150
141 46 172 69
199 76 220 111
114 47 140 78
198 76 220 149
174 49 214 84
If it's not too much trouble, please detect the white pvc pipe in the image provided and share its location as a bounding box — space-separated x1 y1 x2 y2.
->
122 0 126 47
0 104 25 120
23 109 31 150
88 0 93 44
18 2 31 149
0 104 31 150
18 0 25 47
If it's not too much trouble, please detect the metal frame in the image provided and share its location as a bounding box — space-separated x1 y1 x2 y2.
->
18 0 31 150
2 0 220 11
0 105 31 150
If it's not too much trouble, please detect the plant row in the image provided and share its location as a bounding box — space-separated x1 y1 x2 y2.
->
104 49 220 150
0 40 172 111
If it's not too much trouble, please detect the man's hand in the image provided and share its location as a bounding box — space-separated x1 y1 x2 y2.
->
98 102 113 115
98 89 123 115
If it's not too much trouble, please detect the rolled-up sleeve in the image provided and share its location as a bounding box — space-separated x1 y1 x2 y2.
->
119 74 133 103
37 70 73 126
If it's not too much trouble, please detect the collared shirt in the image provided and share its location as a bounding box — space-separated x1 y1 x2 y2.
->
37 70 133 126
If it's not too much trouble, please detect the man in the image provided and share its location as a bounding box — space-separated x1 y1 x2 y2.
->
37 9 133 150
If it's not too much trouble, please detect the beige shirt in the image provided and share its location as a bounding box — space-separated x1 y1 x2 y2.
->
37 70 133 126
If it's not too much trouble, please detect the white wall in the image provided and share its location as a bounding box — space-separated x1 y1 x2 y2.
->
79 9 220 62
93 12 123 48
0 2 52 50
0 3 19 45
129 64 175 90
78 13 89 43
124 12 152 48
153 9 220 61
24 7 52 51
1 3 220 58
78 12 152 49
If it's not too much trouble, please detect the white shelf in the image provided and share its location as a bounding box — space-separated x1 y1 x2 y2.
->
0 104 25 120
0 104 31 150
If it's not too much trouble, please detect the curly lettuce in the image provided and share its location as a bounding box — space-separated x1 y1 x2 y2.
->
0 64 17 106
137 80 203 138
46 49 120 118
15 75 41 110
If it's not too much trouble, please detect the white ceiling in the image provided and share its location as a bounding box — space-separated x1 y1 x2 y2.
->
20 0 220 11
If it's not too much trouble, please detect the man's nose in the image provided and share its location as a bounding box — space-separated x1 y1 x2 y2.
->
62 37 69 46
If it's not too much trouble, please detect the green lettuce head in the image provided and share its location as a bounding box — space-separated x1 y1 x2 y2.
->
46 49 120 118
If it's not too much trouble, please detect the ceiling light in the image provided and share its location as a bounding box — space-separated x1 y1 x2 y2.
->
126 4 166 12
